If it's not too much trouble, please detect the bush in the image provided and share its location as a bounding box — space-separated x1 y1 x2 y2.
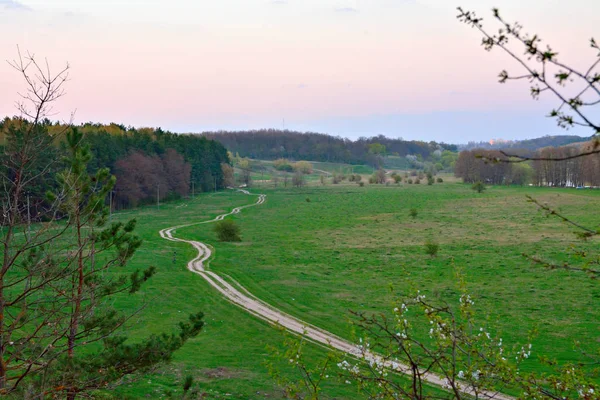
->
214 220 241 242
409 208 418 218
427 177 434 185
293 160 313 174
472 181 486 193
407 178 413 184
273 158 294 172
437 177 443 183
414 178 421 184
424 240 439 257
358 181 365 187
393 175 402 184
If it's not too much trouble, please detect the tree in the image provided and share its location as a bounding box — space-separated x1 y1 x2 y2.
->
221 162 235 188
0 49 72 395
1 50 205 398
293 161 313 174
214 219 241 242
471 181 486 193
371 169 387 184
292 170 306 188
238 157 252 186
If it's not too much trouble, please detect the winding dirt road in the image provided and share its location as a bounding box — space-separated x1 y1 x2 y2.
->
159 190 511 399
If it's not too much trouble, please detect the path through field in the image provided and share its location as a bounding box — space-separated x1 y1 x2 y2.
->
159 190 511 399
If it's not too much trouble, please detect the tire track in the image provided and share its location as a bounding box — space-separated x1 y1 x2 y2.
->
159 190 511 399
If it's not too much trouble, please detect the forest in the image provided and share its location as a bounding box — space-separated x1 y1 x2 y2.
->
203 129 458 166
0 117 230 211
454 143 600 187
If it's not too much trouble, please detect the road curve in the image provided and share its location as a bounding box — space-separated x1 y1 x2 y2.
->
159 190 512 400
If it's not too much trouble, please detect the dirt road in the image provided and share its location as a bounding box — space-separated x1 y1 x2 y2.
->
159 190 511 399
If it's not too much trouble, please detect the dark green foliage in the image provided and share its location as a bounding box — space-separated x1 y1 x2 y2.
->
409 208 418 218
472 181 486 193
437 177 444 183
214 219 242 242
427 177 434 185
183 375 194 393
407 178 413 184
204 130 455 165
424 240 439 257
49 313 204 399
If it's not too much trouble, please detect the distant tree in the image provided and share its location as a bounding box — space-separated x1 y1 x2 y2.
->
424 239 439 257
221 163 235 187
427 176 435 185
283 173 289 188
393 175 402 184
509 163 533 186
214 219 241 242
238 157 252 186
371 169 387 184
292 170 306 187
293 161 313 174
273 158 294 172
472 181 486 193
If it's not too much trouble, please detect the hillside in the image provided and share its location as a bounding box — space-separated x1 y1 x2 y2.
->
460 134 592 151
202 129 457 165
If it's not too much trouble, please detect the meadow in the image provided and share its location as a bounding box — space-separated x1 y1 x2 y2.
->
107 177 600 398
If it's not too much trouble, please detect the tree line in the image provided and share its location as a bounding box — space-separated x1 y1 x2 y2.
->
1 118 230 211
454 143 600 187
1 51 205 399
203 130 457 166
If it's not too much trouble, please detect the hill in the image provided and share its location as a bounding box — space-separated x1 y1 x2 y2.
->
460 134 592 151
201 129 457 166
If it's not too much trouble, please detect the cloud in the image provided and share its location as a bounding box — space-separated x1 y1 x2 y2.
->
0 0 32 11
269 0 288 4
334 7 358 13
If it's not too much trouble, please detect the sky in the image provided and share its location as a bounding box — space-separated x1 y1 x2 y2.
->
0 0 598 143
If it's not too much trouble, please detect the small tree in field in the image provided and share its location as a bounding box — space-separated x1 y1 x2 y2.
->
292 170 306 187
214 219 241 242
424 239 439 257
472 181 486 193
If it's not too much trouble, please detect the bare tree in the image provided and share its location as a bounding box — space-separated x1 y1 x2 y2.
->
457 7 599 163
0 48 73 394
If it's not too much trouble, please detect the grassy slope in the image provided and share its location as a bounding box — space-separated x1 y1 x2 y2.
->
108 192 359 399
202 183 600 375
109 181 599 397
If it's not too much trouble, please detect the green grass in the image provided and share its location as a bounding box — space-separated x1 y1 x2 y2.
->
79 182 600 397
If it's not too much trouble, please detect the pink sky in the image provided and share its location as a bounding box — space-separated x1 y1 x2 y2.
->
1 0 598 142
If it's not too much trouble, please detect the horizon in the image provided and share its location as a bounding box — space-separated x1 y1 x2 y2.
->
1 0 598 143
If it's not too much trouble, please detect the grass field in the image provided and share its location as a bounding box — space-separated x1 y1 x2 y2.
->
106 179 600 398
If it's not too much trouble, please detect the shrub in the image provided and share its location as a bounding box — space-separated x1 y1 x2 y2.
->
292 171 306 187
409 208 418 218
214 220 241 242
437 177 443 183
472 181 486 193
293 161 313 174
393 175 402 184
358 181 365 187
414 178 421 184
273 158 294 172
427 177 434 185
424 240 439 257
407 178 413 184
